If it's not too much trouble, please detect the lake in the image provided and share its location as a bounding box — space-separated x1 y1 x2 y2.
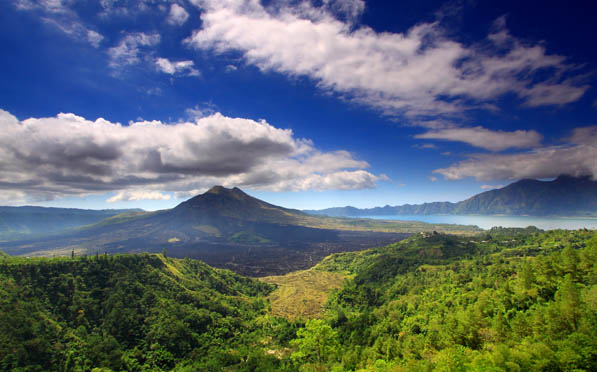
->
362 215 597 230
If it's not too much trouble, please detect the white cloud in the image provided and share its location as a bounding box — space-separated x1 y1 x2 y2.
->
185 104 217 119
413 143 438 150
87 30 104 48
0 108 383 201
185 1 587 117
16 0 69 13
108 32 160 67
434 126 597 181
99 0 161 17
0 190 28 205
480 184 504 190
415 126 543 151
323 0 365 23
519 79 588 107
155 57 200 76
16 1 104 48
568 126 597 146
429 176 438 182
167 3 189 25
107 190 172 202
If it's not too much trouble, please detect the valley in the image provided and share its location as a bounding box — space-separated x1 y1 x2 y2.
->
1 227 595 371
3 0 596 370
0 186 480 276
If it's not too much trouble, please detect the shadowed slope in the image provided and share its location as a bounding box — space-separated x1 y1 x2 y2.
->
1 187 478 276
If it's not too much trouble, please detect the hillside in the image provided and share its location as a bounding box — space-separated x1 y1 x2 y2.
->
307 228 597 371
0 206 144 241
0 186 480 276
0 253 284 371
1 229 595 372
261 269 345 319
307 175 597 217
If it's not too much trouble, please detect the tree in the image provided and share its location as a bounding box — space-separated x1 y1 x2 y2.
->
291 319 339 372
556 274 582 331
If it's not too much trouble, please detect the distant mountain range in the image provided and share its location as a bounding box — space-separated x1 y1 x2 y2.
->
3 186 479 276
0 206 142 240
306 175 597 217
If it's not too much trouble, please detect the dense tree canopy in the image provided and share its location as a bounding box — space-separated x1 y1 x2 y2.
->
0 228 596 371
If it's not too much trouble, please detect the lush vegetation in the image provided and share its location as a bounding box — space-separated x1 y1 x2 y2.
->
0 253 297 372
3 186 478 277
1 227 596 371
312 228 597 371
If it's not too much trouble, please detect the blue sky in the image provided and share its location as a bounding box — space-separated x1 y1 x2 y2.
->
1 0 596 210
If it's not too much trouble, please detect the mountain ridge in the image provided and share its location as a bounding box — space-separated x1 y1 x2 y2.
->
306 175 597 217
3 186 480 276
0 206 144 240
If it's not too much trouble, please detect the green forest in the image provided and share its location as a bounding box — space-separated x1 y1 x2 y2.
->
1 228 596 372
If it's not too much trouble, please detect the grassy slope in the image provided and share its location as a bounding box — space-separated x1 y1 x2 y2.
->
261 269 346 319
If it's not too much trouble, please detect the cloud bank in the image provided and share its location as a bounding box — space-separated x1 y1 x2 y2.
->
186 1 587 117
434 126 597 181
415 126 543 151
0 109 383 203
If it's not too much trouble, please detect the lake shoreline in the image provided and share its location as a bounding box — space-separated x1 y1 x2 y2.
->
358 214 597 230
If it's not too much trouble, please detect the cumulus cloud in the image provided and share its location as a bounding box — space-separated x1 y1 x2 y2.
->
107 190 171 203
415 126 543 151
0 108 383 202
155 58 200 76
185 1 587 117
108 32 160 67
167 3 189 25
434 126 597 181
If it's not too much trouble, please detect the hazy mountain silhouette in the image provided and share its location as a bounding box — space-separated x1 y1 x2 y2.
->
0 206 142 240
1 186 416 276
307 175 597 217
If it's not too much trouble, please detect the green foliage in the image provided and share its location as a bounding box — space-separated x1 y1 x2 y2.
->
229 230 272 244
291 319 339 372
316 229 597 371
0 254 279 372
1 229 596 372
